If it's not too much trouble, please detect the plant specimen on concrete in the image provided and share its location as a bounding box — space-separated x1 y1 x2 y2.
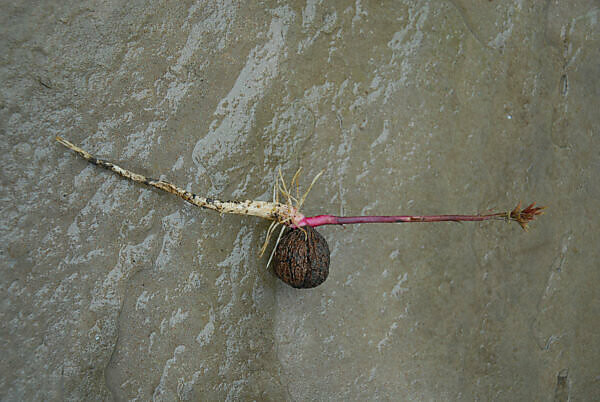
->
56 137 545 288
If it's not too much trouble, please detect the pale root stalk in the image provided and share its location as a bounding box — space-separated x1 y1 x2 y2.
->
55 137 305 226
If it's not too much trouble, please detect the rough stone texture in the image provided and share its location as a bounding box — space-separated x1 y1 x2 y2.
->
1 1 598 400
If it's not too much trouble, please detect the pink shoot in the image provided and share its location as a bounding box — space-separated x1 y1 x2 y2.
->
296 202 545 231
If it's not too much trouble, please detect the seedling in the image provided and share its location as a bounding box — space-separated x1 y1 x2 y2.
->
56 137 545 288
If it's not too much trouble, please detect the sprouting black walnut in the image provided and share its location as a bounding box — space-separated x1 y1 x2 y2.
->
273 226 330 289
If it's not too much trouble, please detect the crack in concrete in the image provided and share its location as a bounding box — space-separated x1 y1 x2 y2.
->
446 0 488 49
103 301 123 401
531 231 573 350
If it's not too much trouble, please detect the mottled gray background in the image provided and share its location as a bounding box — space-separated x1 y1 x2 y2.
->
1 0 598 400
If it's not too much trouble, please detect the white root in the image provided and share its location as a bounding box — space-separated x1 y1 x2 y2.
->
266 225 287 269
56 137 306 227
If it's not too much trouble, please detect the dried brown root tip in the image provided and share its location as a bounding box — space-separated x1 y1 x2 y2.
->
259 221 279 257
56 136 75 151
55 136 93 161
508 201 546 231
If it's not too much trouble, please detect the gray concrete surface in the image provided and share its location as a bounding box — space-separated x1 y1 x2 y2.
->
1 0 599 400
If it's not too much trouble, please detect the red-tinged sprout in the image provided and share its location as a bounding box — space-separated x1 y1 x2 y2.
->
270 201 545 288
295 201 546 230
56 137 545 290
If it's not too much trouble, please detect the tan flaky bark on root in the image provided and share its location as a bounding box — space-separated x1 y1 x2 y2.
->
55 137 306 229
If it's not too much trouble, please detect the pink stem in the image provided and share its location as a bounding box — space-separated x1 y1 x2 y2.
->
294 202 545 230
296 213 506 228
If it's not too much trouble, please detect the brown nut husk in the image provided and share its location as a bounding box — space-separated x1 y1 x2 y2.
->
273 226 330 288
